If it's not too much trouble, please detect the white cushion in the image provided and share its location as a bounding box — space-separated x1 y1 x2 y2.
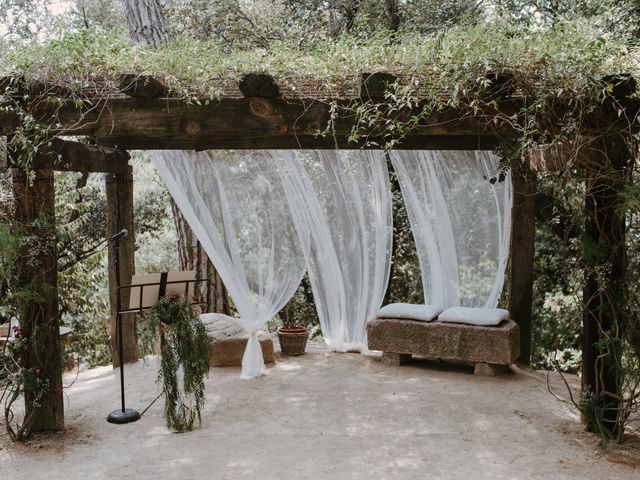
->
438 307 509 326
199 313 246 338
376 303 443 322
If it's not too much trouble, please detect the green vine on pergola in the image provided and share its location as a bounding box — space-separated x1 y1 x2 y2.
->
0 19 637 164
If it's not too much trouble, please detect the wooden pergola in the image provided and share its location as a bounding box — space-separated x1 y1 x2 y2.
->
1 72 635 432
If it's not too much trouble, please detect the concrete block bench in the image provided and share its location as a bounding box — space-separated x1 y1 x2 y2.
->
367 318 520 376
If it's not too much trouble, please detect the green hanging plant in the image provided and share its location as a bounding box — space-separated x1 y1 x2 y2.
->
140 295 210 432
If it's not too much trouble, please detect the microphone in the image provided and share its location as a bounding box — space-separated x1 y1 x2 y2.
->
110 229 128 242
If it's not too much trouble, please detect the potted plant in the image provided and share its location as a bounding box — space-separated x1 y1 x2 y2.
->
277 303 308 356
140 295 210 432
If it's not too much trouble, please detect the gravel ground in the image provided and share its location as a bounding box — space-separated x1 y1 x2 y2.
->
1 351 638 479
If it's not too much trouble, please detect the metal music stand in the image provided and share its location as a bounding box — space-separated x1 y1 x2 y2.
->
107 238 209 424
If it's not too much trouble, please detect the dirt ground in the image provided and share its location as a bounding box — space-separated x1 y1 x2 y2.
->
1 351 639 480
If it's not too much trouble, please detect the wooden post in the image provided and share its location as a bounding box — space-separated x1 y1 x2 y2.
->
582 135 628 434
1 136 6 169
12 167 64 432
106 165 138 367
508 160 536 365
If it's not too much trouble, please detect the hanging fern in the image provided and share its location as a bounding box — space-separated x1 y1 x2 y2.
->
140 296 210 432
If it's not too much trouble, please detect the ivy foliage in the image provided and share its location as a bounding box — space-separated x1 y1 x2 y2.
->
139 296 210 433
0 18 636 101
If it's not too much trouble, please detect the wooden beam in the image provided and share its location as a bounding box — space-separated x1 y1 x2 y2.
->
529 144 565 172
29 138 130 174
238 73 280 98
106 165 138 367
98 134 503 151
529 141 595 172
11 167 64 432
119 74 168 98
0 97 519 150
1 136 6 170
360 72 397 99
481 71 518 100
0 76 73 99
508 160 536 365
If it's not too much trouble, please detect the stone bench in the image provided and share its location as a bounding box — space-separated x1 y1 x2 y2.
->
367 318 520 376
200 313 275 367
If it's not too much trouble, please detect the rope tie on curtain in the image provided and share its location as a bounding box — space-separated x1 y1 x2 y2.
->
241 331 264 380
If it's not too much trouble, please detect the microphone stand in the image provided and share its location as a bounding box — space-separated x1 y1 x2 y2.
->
107 229 141 424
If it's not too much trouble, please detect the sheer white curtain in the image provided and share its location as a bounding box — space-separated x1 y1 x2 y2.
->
390 150 512 309
275 150 393 352
151 150 307 379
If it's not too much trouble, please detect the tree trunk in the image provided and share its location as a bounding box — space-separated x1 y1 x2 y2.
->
122 0 170 48
385 0 400 32
344 1 360 32
123 0 228 314
170 200 229 314
384 152 400 305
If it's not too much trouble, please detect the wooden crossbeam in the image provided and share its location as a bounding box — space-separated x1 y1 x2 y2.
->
360 72 398 99
118 74 168 98
28 138 130 174
238 73 281 98
1 72 638 152
0 96 518 151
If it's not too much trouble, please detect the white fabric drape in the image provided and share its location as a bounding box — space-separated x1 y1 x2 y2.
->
151 150 307 379
275 150 393 352
390 150 512 309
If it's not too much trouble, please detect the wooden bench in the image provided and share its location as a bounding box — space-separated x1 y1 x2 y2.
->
367 318 520 376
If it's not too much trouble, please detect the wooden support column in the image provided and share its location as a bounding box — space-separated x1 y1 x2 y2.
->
508 160 536 365
106 165 138 367
11 167 64 432
582 135 628 434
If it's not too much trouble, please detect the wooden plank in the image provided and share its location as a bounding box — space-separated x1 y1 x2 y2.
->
96 134 503 151
508 160 536 365
11 167 64 432
119 74 168 98
0 76 73 99
529 141 592 172
106 166 138 367
0 97 519 150
360 72 397 99
28 138 130 174
238 73 280 98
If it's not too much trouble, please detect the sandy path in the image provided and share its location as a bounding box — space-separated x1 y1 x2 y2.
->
1 352 638 479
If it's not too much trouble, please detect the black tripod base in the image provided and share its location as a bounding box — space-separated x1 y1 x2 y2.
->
107 408 141 424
